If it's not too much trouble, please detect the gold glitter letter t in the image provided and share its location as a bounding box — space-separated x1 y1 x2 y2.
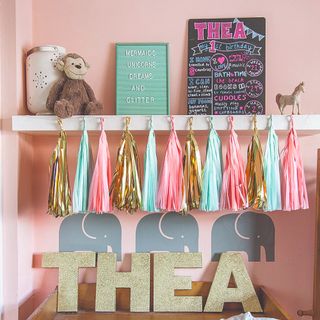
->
42 252 96 312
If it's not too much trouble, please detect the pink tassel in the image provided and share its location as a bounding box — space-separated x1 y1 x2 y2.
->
157 116 185 212
88 119 112 213
281 116 309 211
220 116 248 211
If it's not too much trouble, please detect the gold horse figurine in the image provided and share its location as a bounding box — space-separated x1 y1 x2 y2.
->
276 82 304 115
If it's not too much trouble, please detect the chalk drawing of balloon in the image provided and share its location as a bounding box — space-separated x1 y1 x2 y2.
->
189 67 196 76
210 53 228 71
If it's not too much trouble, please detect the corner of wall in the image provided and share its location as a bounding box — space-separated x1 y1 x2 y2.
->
1 0 33 319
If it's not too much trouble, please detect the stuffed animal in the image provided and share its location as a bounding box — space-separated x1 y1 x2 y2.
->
46 53 102 118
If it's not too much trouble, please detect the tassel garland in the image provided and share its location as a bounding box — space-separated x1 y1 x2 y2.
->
88 118 112 213
110 117 142 213
281 116 309 211
220 116 248 211
142 118 158 212
73 121 92 213
48 119 72 217
183 117 202 212
157 116 185 212
46 116 310 215
245 115 267 210
200 117 223 211
263 118 281 211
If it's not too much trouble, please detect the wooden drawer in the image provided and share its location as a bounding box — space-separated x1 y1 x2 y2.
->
28 282 292 320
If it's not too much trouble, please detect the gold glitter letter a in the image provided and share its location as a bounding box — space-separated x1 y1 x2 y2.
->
204 252 262 312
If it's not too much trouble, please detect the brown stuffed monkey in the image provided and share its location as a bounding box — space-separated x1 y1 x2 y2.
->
46 53 102 118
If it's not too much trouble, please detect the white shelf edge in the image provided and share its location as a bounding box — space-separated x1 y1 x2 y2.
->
11 114 320 132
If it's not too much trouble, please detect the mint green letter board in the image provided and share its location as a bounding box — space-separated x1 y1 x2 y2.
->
116 43 169 115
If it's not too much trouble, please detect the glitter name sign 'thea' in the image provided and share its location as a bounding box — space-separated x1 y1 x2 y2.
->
42 251 262 313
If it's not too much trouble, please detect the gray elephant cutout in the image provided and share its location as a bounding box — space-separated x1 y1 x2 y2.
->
136 212 199 253
59 213 122 260
211 211 275 262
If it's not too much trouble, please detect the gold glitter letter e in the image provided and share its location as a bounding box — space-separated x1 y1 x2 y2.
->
153 252 202 312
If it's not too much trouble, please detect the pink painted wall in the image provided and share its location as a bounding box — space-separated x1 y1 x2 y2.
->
1 0 33 319
15 0 35 317
11 0 320 319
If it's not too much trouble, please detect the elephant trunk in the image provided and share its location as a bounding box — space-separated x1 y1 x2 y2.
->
185 241 198 253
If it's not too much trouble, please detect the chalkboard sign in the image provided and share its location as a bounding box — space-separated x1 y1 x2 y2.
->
116 43 169 115
187 18 265 115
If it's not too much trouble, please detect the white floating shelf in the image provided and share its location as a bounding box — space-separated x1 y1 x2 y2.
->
11 114 320 133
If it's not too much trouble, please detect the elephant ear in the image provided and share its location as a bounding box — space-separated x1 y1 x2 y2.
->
235 212 252 240
82 213 109 239
235 211 275 241
81 213 97 239
158 212 178 239
159 212 198 240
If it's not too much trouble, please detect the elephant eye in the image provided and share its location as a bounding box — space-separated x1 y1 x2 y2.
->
72 63 74 65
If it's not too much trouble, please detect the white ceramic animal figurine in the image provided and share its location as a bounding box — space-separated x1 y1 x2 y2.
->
276 82 305 115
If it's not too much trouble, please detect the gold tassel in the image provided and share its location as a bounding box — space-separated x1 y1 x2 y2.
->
246 115 267 209
110 117 142 213
183 117 202 212
48 119 72 217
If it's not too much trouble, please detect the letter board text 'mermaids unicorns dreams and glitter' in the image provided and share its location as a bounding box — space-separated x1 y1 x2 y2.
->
187 18 266 115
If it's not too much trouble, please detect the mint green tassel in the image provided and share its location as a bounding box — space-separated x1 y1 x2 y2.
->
142 120 158 212
73 127 91 213
200 118 223 211
263 120 281 211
